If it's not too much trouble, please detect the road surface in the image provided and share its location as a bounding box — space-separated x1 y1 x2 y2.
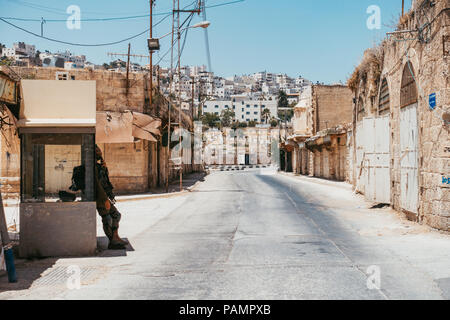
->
1 169 449 299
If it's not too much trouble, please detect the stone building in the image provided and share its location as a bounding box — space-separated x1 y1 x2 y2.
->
0 66 200 198
348 0 449 231
288 84 353 181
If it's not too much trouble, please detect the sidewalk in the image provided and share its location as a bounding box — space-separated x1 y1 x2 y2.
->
1 171 208 236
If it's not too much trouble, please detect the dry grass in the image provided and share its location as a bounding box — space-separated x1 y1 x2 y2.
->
347 43 385 94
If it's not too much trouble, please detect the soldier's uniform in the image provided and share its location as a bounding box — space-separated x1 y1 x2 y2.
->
95 163 121 243
94 152 128 250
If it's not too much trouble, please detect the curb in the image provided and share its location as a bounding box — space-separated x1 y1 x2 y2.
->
278 172 353 191
115 174 206 203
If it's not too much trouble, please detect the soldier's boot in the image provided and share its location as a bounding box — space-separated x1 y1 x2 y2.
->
112 229 128 246
108 229 127 250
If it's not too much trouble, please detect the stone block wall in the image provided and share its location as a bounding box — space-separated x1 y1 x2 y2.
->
349 0 450 231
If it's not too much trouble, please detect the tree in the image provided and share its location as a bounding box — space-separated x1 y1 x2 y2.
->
201 113 220 128
261 108 271 124
277 90 293 122
270 118 279 128
248 121 257 128
220 109 235 128
277 90 289 109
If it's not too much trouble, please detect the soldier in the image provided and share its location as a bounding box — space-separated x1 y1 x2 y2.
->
94 145 128 250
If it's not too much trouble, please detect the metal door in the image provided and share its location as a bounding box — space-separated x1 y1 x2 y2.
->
400 103 419 214
356 117 391 203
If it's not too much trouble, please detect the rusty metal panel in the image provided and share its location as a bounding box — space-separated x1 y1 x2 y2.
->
400 103 419 214
0 72 17 104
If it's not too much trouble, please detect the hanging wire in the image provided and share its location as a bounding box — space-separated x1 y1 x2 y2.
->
0 12 171 47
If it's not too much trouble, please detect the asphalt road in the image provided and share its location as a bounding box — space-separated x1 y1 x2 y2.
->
1 169 450 299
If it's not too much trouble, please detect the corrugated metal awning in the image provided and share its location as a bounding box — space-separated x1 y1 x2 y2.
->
96 111 161 143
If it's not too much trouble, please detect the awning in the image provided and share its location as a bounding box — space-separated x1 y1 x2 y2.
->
96 111 161 143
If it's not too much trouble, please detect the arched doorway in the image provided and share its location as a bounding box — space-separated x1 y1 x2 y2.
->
399 61 419 216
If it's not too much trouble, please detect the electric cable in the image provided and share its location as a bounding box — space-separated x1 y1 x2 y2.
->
0 12 171 47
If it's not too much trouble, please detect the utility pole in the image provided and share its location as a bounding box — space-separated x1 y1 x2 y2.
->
177 0 183 192
40 17 46 37
166 0 176 193
126 43 131 95
191 76 195 120
402 0 405 16
284 108 288 172
149 0 154 114
107 47 150 96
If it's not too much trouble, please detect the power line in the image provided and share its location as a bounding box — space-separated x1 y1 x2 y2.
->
0 13 171 47
0 0 245 23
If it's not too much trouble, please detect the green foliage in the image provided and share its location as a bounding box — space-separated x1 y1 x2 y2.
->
277 109 294 122
248 121 257 127
201 112 221 128
220 109 235 128
261 108 271 124
277 90 289 109
0 56 13 66
270 118 279 128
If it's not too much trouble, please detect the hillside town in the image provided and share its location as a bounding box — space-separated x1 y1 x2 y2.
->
0 0 449 303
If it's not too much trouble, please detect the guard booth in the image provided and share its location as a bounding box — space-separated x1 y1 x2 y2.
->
17 80 97 258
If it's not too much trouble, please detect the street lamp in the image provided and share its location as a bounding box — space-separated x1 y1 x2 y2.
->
154 21 211 43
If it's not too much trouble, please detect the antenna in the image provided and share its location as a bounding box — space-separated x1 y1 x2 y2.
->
201 1 212 72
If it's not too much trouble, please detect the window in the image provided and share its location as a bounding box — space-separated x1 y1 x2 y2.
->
254 105 258 108
400 61 418 108
357 97 365 121
215 112 219 115
241 115 244 119
215 105 219 109
233 105 236 109
225 105 229 109
246 111 250 115
378 78 390 115
254 112 258 115
203 105 207 109
55 72 69 80
246 105 250 108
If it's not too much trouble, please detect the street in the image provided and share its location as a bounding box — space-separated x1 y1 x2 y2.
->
1 169 450 300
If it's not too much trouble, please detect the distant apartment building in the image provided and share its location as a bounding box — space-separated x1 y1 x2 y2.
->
203 99 278 123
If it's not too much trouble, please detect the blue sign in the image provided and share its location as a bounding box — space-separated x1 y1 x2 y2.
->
429 93 436 110
443 176 450 185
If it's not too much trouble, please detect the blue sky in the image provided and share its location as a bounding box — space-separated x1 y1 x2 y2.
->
0 0 412 83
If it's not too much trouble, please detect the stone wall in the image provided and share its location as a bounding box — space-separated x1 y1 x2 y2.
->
348 0 450 231
312 85 353 133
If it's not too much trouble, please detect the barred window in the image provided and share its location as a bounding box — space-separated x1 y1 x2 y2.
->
378 78 390 115
400 62 418 108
